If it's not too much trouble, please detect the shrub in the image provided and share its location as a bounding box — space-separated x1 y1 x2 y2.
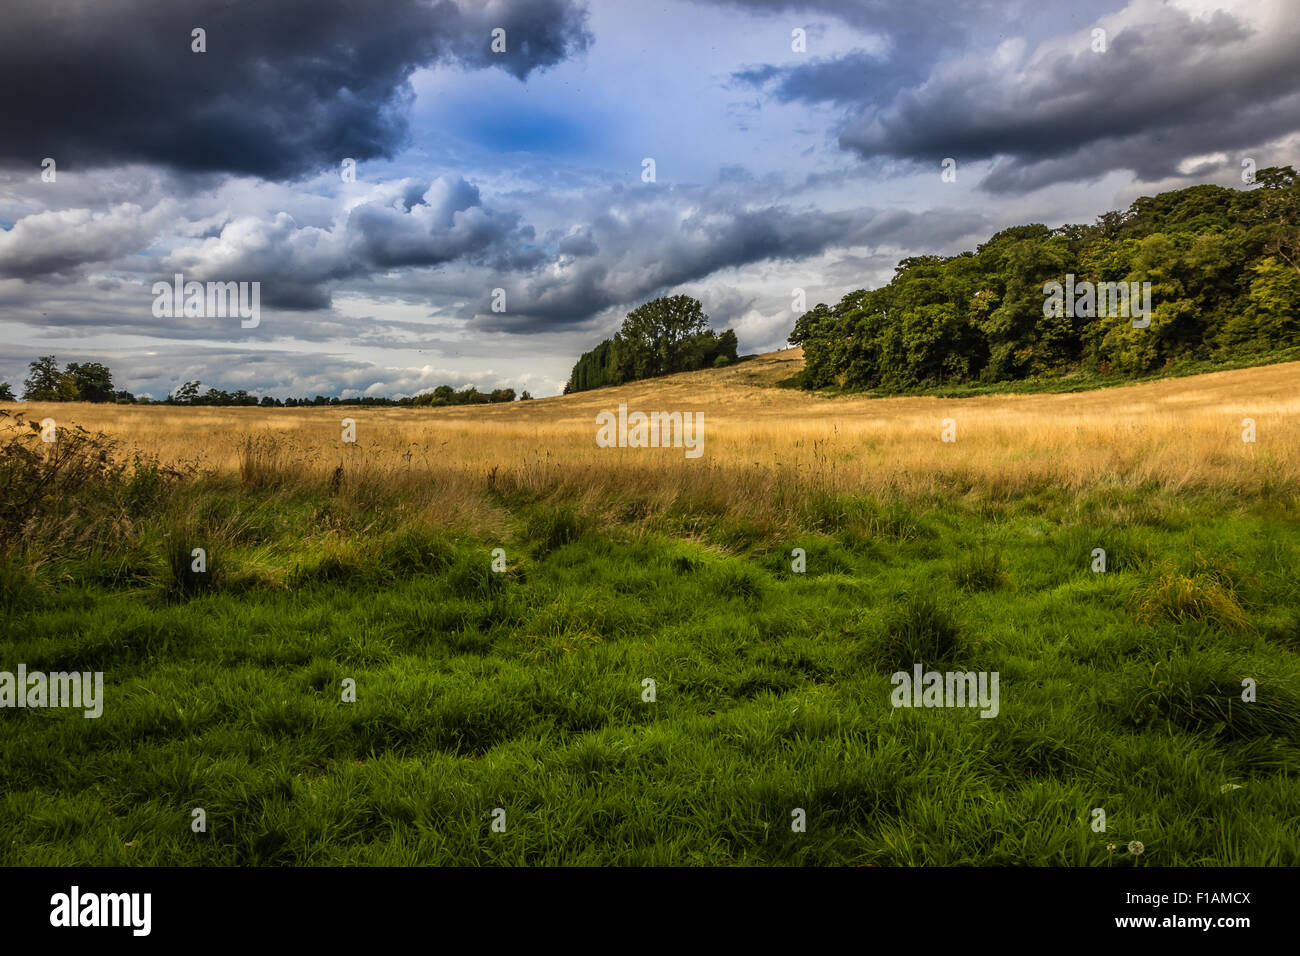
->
0 410 123 538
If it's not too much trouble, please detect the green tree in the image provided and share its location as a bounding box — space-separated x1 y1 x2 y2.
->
1221 257 1300 349
789 303 832 346
0 382 14 401
566 294 738 392
616 294 710 378
793 178 1300 391
22 355 64 401
64 361 115 402
1255 165 1297 190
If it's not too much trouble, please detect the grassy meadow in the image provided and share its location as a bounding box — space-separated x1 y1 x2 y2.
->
2 349 1299 865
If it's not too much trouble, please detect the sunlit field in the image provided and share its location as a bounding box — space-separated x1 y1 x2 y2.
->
2 352 1298 866
11 348 1300 514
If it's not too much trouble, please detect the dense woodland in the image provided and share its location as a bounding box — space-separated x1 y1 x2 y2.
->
792 167 1300 390
565 294 738 393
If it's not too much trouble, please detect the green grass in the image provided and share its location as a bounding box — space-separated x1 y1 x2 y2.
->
2 483 1299 865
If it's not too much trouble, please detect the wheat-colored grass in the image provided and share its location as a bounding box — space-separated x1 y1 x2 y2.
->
6 349 1298 532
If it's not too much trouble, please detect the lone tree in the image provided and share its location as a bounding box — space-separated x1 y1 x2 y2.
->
616 294 710 379
565 294 738 392
22 355 69 401
171 380 201 404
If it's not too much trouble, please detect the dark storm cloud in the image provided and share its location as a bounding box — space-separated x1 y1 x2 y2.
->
724 0 995 110
473 191 990 332
834 3 1300 192
721 1 1300 194
0 273 358 343
0 0 592 180
733 50 923 107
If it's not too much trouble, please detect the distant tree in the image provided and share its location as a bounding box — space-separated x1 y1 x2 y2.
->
65 361 115 402
519 390 533 400
489 388 516 403
617 294 710 378
0 382 14 401
22 355 64 401
715 329 738 362
1092 209 1130 240
172 380 201 404
57 373 80 401
566 295 738 393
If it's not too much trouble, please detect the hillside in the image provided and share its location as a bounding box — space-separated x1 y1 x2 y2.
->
9 348 1299 503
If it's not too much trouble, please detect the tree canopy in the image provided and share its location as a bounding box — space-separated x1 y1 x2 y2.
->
566 294 738 393
794 169 1300 391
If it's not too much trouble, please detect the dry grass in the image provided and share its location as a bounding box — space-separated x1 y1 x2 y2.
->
4 349 1298 535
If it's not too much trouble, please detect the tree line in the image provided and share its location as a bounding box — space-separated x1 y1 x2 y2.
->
0 356 531 406
791 166 1300 391
565 294 738 393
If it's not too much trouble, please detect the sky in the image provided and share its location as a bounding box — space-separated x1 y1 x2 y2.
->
1 0 1297 399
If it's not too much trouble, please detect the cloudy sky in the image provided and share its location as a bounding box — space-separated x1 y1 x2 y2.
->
1 0 1297 399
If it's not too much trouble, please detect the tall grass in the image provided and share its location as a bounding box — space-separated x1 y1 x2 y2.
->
6 353 1299 517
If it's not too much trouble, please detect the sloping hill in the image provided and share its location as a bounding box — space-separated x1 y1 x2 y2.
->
9 349 1299 501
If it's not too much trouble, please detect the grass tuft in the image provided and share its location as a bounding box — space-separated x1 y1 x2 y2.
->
876 593 963 670
954 546 1009 592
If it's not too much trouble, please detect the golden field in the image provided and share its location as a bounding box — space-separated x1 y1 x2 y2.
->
5 348 1299 533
